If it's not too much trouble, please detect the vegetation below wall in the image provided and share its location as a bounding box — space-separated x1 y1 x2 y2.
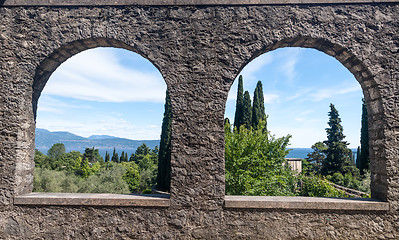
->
34 143 158 194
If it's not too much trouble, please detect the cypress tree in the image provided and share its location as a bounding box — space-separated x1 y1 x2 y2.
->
120 151 125 162
157 89 172 191
322 103 353 176
356 146 361 169
234 75 244 130
242 91 252 129
252 81 266 129
359 99 369 175
105 151 110 162
111 148 118 162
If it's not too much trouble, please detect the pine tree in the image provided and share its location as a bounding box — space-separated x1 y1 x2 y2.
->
242 91 252 129
157 89 172 191
233 75 244 130
252 81 266 129
359 99 369 175
322 103 353 176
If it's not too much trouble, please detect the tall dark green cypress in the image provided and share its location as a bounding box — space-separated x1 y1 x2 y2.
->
242 91 252 129
322 103 353 176
356 146 361 169
120 151 126 162
359 99 369 174
111 148 118 162
234 75 244 130
252 81 266 129
157 89 172 191
105 151 110 162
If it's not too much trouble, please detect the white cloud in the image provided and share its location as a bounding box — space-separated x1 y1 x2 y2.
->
36 115 161 140
239 54 273 83
264 93 279 104
43 48 166 103
310 83 361 102
37 95 91 114
278 48 301 84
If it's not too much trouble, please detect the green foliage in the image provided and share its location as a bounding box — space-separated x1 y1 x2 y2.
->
82 147 103 164
34 149 50 169
234 75 244 130
33 164 131 194
111 148 119 163
300 175 348 198
78 164 130 194
322 104 355 176
242 91 252 129
157 89 172 191
122 163 141 193
359 99 369 175
34 143 159 194
225 120 296 196
305 142 327 175
252 81 266 129
142 189 152 194
47 143 65 159
105 151 110 162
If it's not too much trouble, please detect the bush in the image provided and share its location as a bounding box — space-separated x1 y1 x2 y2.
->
34 165 131 194
225 120 297 196
300 176 348 198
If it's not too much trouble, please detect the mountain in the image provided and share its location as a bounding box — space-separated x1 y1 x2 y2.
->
88 135 117 140
35 128 160 155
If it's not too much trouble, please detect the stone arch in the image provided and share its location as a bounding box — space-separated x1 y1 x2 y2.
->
27 37 169 195
228 36 386 200
32 37 165 119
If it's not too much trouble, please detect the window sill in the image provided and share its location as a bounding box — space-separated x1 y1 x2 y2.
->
224 195 389 211
14 192 170 207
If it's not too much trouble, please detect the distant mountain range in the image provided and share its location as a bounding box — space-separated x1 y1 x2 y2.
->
35 128 159 156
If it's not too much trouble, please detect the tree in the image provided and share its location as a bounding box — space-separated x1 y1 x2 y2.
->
123 163 141 193
34 149 50 169
356 146 361 169
225 120 295 196
111 148 118 162
242 91 252 129
104 151 110 163
233 75 244 130
120 151 126 162
358 99 369 175
157 89 172 191
306 141 327 175
47 143 66 159
322 103 354 176
82 147 103 164
252 80 266 129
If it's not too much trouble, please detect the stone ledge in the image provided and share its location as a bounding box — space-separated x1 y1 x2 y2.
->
224 196 390 211
2 0 399 6
14 193 170 207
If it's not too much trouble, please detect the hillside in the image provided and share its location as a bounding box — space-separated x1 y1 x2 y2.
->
35 128 159 154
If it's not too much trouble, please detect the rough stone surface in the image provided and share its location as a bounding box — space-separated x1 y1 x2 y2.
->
0 2 399 239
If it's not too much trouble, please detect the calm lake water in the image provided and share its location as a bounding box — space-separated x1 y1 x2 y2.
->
37 147 358 161
286 148 358 160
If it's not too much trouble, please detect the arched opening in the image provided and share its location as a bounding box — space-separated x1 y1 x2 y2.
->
32 38 170 194
224 37 385 200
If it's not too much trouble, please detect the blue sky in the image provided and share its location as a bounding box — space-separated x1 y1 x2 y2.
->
37 47 363 148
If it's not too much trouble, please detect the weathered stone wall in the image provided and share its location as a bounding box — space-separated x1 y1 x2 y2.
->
0 2 399 239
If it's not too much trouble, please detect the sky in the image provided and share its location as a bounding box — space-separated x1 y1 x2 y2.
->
37 47 363 148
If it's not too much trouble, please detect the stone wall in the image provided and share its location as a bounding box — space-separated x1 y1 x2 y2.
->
0 1 398 239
